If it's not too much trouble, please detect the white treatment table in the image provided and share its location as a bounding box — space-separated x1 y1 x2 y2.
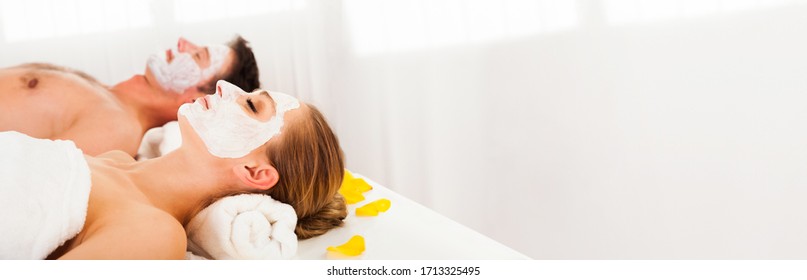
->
294 175 530 260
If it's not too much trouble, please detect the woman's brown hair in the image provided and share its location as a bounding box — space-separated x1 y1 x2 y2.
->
263 104 347 239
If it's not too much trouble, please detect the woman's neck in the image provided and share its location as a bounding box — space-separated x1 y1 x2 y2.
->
123 148 227 226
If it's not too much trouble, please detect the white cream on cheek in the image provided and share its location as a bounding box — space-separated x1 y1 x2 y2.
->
147 44 231 93
203 45 231 80
178 80 300 158
147 50 200 93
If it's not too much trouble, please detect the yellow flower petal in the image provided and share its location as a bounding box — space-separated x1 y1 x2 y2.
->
355 205 378 216
341 178 372 194
354 178 373 192
339 170 374 205
355 199 392 216
341 191 365 204
327 235 365 256
344 169 355 182
374 198 391 212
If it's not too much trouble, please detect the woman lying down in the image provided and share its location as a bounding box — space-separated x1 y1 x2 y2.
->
0 80 347 259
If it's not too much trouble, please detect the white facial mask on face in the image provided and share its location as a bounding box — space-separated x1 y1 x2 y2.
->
147 45 231 93
178 80 301 158
203 45 230 79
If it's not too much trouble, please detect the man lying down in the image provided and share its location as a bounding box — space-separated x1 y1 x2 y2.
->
0 80 347 259
0 35 260 156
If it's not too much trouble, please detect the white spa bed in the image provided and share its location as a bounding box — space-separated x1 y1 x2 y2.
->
295 174 529 260
139 122 529 260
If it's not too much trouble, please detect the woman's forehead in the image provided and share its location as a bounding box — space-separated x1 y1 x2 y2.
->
283 101 308 124
248 90 275 107
247 89 269 95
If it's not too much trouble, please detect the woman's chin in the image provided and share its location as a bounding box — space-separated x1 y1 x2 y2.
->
176 116 206 156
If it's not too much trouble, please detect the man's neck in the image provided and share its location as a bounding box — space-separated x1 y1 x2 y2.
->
109 81 174 136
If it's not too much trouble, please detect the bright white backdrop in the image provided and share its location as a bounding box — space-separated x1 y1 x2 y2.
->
2 0 807 259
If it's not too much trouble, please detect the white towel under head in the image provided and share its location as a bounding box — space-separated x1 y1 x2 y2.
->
186 193 298 260
137 121 182 161
0 131 92 259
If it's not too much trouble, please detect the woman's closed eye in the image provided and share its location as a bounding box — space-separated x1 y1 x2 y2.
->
240 91 275 121
246 98 258 113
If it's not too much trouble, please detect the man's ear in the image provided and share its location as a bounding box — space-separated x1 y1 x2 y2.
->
232 163 279 191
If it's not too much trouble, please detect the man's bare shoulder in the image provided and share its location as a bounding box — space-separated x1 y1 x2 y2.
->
14 63 103 86
0 64 111 139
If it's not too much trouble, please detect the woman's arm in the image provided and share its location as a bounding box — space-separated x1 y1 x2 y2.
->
59 213 187 260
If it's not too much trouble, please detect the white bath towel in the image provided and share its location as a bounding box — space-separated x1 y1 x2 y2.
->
0 131 92 259
137 121 182 161
186 194 298 260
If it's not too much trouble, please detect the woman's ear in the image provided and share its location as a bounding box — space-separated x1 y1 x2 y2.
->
232 163 279 191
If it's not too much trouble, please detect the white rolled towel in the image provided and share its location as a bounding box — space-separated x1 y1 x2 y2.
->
137 121 182 161
186 194 298 260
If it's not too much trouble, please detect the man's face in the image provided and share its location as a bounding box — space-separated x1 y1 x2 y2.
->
171 37 211 69
144 37 235 95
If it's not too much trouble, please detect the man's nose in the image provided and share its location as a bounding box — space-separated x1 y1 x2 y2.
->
177 37 198 53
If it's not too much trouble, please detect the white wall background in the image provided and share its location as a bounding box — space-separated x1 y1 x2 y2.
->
2 0 807 259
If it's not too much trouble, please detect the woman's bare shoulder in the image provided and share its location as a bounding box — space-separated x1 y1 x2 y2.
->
124 207 187 251
60 206 186 259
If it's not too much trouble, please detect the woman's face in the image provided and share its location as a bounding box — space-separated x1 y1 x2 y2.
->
177 80 300 158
